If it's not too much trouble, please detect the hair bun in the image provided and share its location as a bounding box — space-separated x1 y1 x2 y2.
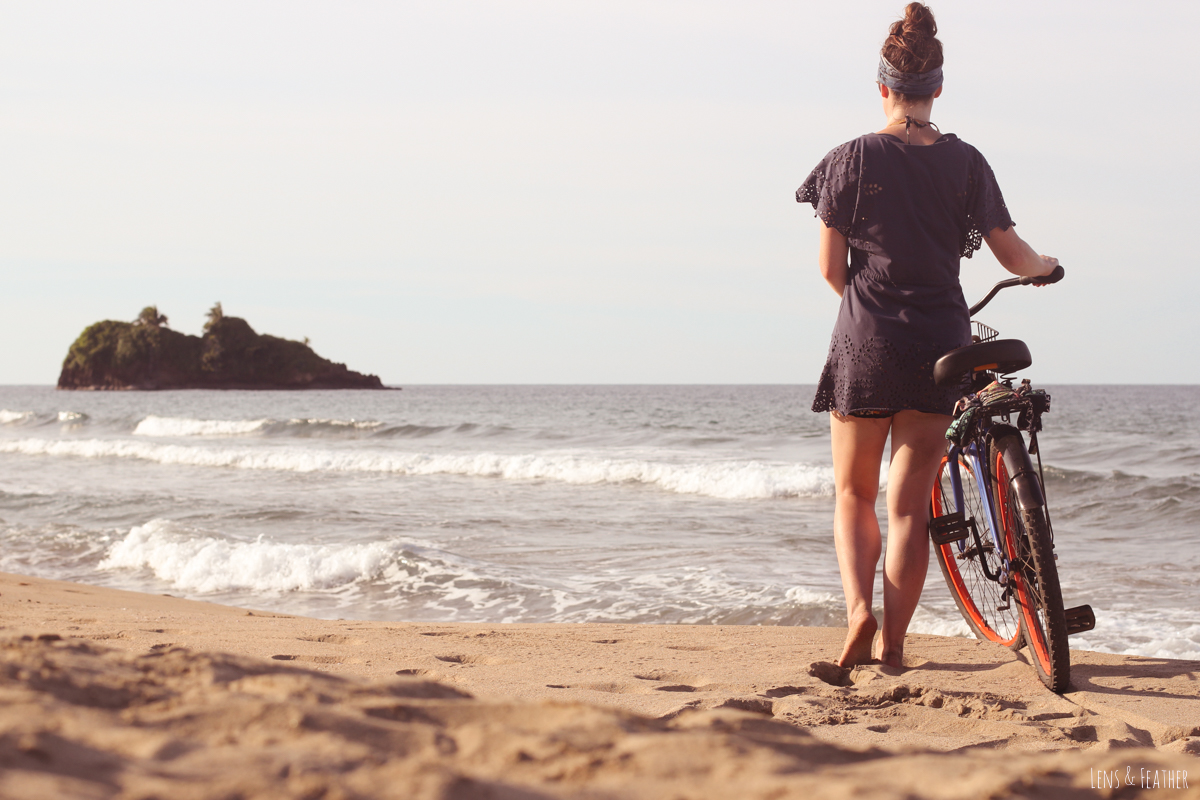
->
881 3 943 83
893 2 937 39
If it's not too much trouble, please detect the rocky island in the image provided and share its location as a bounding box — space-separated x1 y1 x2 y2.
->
57 304 386 390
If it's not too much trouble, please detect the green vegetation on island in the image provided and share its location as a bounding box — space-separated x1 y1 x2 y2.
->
57 304 386 390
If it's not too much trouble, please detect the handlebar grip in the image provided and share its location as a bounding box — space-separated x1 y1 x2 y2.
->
1031 265 1065 286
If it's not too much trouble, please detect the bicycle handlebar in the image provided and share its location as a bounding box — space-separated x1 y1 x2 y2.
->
969 265 1065 316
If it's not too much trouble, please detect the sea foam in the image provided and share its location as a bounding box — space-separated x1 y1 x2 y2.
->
99 519 400 594
0 438 836 499
1071 607 1200 662
132 415 385 438
133 416 271 437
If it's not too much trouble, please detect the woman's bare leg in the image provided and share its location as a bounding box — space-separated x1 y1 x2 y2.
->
877 410 952 667
829 412 891 667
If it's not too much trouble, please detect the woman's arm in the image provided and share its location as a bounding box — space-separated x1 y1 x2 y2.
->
819 222 850 297
984 226 1058 278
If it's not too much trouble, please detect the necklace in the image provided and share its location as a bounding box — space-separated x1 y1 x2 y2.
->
885 115 940 144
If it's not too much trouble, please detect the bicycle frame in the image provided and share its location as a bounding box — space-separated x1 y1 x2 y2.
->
931 263 1089 692
938 264 1066 576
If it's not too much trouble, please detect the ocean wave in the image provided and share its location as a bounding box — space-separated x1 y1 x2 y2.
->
88 525 967 631
373 422 513 439
129 415 518 441
99 519 402 594
1 410 90 428
0 437 835 500
132 415 386 438
95 521 789 625
282 418 386 434
70 520 1200 659
783 586 840 607
1070 607 1200 662
97 520 514 614
908 609 973 638
373 423 453 438
133 416 272 437
1043 465 1200 503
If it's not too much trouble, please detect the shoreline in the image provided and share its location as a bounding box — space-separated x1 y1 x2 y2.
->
1 571 1197 797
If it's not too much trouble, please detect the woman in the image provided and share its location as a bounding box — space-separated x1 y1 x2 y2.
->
797 3 1057 669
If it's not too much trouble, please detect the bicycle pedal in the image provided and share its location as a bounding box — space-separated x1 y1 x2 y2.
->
929 512 973 546
1064 604 1096 635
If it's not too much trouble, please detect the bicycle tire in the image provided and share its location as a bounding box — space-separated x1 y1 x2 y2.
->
990 429 1071 693
931 451 1023 649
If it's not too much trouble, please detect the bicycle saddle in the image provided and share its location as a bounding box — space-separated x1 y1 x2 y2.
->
933 339 1032 386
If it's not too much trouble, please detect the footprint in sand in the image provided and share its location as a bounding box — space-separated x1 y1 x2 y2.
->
808 661 853 687
632 671 717 693
633 670 707 684
434 654 514 666
577 682 651 694
297 634 355 645
717 697 774 715
544 681 667 694
271 655 343 665
396 668 442 679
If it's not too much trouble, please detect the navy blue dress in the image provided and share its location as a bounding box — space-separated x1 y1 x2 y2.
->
797 132 1014 416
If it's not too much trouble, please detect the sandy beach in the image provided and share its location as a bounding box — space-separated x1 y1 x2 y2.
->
0 572 1195 798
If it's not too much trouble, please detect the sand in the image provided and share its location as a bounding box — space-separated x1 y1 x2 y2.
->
0 571 1197 798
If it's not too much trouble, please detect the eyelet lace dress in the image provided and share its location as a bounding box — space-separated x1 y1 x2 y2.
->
797 133 1014 416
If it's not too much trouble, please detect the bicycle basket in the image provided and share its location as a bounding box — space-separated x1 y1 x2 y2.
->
972 321 999 343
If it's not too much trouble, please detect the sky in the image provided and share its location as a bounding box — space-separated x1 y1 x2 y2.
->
1 0 1196 385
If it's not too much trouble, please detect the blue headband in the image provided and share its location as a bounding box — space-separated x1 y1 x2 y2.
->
877 55 943 94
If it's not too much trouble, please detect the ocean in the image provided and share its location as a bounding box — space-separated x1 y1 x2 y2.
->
0 384 1196 661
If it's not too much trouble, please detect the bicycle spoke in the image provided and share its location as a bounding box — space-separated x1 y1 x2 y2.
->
993 433 1070 692
932 454 1021 646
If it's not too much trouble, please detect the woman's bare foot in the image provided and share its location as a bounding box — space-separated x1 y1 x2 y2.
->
876 644 904 669
837 611 878 668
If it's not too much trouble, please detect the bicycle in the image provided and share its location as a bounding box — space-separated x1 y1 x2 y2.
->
927 265 1094 693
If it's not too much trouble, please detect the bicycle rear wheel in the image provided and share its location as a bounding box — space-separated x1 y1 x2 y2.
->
931 451 1023 649
991 429 1070 693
